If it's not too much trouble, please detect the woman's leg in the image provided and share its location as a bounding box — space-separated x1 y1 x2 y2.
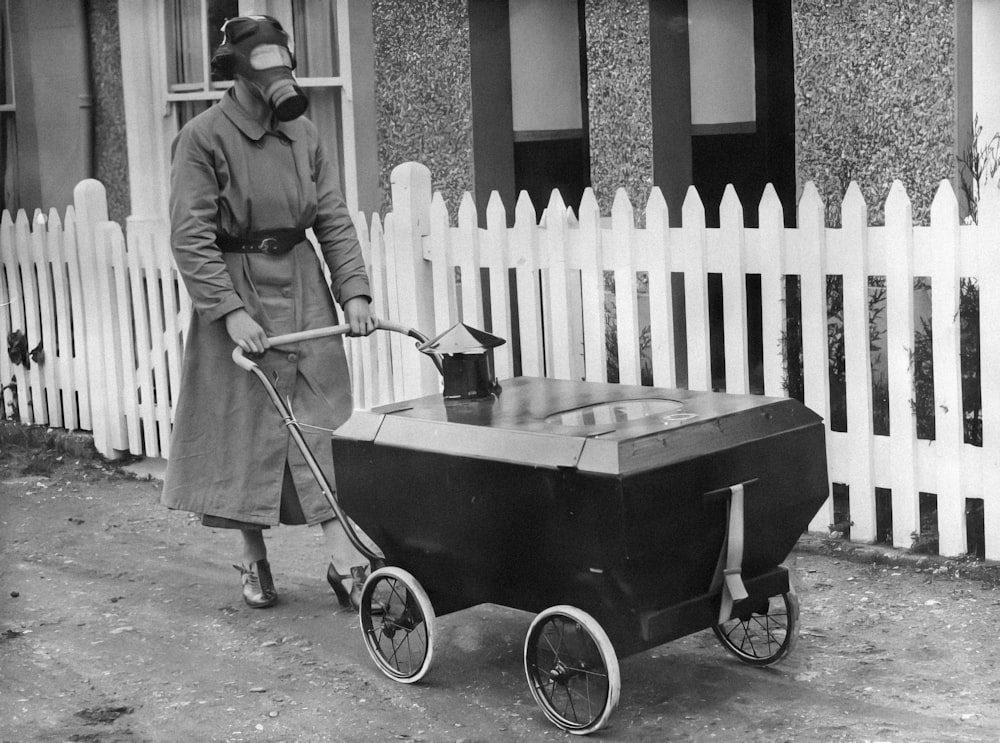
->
237 528 277 608
320 518 370 576
241 528 268 565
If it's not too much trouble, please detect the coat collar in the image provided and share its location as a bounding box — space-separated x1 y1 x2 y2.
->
219 88 298 142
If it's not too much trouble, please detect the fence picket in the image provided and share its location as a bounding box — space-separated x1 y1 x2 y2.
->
978 183 1000 559
429 192 458 340
720 185 749 394
544 189 574 380
107 223 143 455
758 184 786 398
11 214 35 422
485 192 514 378
388 163 437 399
611 190 640 385
368 213 393 407
62 207 91 430
12 211 42 423
351 211 375 409
457 193 484 330
645 188 675 388
125 227 157 456
46 210 75 429
884 180 918 549
840 182 876 542
73 181 113 452
929 180 965 556
798 182 833 532
513 192 544 377
34 211 60 426
95 221 128 453
682 187 711 391
578 189 606 383
0 210 15 419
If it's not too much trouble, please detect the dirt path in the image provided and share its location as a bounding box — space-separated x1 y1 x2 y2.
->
2 445 999 742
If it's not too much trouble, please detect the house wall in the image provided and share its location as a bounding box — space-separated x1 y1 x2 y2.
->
6 1 92 214
372 0 473 217
86 0 129 226
584 0 654 218
792 0 957 226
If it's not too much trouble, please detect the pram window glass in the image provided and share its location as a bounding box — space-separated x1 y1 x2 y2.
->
544 399 684 429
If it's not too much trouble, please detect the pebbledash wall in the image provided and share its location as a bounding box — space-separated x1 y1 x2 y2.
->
371 0 960 226
86 0 130 227
372 0 474 218
584 0 654 219
793 0 957 227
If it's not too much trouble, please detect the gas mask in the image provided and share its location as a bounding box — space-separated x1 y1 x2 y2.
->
211 15 308 122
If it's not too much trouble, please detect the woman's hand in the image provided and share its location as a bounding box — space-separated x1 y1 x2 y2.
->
225 308 269 354
343 296 376 337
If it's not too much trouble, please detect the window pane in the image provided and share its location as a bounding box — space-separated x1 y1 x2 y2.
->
176 99 215 130
291 0 338 77
166 0 238 89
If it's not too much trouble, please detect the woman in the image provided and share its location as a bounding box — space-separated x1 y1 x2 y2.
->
162 15 374 610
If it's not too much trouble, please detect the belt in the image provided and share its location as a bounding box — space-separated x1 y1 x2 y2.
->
216 229 306 256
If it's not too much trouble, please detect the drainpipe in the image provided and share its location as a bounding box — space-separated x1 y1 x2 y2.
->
79 2 94 179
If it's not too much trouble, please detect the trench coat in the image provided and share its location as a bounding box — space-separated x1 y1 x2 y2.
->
161 90 371 526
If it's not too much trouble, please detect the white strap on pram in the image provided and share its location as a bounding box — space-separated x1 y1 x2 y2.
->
712 482 750 624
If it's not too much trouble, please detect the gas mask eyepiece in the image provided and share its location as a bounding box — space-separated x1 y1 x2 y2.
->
211 15 309 122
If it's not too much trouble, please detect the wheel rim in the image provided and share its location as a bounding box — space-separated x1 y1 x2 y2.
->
524 606 620 734
360 567 434 683
713 591 798 665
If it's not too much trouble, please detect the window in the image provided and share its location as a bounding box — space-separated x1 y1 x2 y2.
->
0 0 16 213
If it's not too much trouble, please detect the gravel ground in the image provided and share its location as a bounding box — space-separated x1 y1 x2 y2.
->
2 440 1000 742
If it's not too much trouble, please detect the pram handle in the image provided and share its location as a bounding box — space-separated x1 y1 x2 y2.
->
230 319 440 569
231 319 443 374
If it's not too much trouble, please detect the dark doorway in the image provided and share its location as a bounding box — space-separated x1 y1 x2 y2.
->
514 133 589 218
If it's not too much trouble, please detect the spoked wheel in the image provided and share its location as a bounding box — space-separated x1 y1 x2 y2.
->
523 605 621 735
713 590 799 666
359 567 435 683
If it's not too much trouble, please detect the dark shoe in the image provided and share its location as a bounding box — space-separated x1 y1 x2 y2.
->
326 563 370 611
326 563 354 609
234 559 277 608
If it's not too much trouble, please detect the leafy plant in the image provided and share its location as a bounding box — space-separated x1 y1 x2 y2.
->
956 114 1000 224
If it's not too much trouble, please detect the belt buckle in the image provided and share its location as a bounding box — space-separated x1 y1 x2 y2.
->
259 237 279 255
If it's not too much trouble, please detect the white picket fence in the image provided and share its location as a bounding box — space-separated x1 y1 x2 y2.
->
3 163 999 560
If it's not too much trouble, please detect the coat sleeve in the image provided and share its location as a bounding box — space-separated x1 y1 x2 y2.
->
169 124 244 323
310 132 371 306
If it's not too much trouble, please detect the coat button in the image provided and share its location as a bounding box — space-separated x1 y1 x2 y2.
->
282 288 292 298
287 352 298 363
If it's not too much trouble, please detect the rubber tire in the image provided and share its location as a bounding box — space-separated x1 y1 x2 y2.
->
523 605 621 735
359 566 435 683
712 590 799 666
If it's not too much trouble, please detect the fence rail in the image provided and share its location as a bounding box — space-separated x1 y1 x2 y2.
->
2 166 999 560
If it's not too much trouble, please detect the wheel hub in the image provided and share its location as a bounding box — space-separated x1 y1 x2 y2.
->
547 659 583 684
